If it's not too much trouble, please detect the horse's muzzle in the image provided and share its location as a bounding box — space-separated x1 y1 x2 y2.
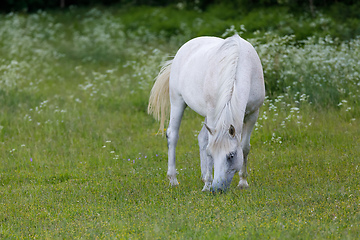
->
210 173 235 193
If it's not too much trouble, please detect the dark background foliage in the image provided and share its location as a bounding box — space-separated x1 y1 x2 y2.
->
1 0 359 12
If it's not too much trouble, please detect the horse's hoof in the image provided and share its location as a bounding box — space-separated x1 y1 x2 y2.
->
202 182 212 192
169 178 179 186
237 179 249 189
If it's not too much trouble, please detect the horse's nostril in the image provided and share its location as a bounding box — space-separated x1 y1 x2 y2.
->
211 181 230 193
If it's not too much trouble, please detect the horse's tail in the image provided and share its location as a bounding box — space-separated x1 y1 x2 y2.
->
148 60 172 133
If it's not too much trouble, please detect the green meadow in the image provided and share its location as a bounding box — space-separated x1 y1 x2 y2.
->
1 4 359 239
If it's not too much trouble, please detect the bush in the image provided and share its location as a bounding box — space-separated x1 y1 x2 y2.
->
252 34 360 108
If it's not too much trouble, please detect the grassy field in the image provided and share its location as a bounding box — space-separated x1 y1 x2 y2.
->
1 5 360 239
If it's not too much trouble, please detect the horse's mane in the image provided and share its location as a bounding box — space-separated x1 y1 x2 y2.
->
208 35 245 151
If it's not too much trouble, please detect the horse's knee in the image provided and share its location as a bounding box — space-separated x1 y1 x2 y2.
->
167 127 179 148
166 127 171 138
243 145 251 158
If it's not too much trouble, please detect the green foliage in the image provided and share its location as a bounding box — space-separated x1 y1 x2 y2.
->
0 5 359 239
251 34 360 108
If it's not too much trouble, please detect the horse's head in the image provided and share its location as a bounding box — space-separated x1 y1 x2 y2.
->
206 124 242 193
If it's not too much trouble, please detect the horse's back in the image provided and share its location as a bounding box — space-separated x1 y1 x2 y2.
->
169 35 264 117
169 36 224 116
170 36 223 84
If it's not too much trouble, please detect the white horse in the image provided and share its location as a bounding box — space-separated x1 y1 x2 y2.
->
148 34 265 192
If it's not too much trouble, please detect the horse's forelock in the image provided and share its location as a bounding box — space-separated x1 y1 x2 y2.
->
208 104 240 153
207 128 237 155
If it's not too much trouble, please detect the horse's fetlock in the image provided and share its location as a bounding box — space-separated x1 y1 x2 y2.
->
238 178 249 189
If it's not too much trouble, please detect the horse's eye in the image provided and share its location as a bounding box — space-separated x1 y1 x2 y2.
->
226 151 236 161
229 125 235 137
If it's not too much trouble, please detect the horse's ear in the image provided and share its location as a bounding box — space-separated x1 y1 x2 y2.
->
205 124 214 135
229 125 235 138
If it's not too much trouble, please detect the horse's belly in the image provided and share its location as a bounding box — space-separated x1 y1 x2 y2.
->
183 95 207 117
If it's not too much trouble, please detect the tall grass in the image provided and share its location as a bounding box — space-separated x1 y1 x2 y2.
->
0 5 359 239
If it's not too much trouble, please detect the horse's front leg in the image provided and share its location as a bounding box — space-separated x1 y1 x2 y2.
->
198 124 213 191
238 110 259 189
167 101 186 186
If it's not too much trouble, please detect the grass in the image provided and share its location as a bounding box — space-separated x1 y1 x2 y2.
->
0 4 360 239
1 110 359 239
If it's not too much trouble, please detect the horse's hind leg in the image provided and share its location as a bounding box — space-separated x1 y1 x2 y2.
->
198 122 213 191
167 99 186 186
238 109 259 189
